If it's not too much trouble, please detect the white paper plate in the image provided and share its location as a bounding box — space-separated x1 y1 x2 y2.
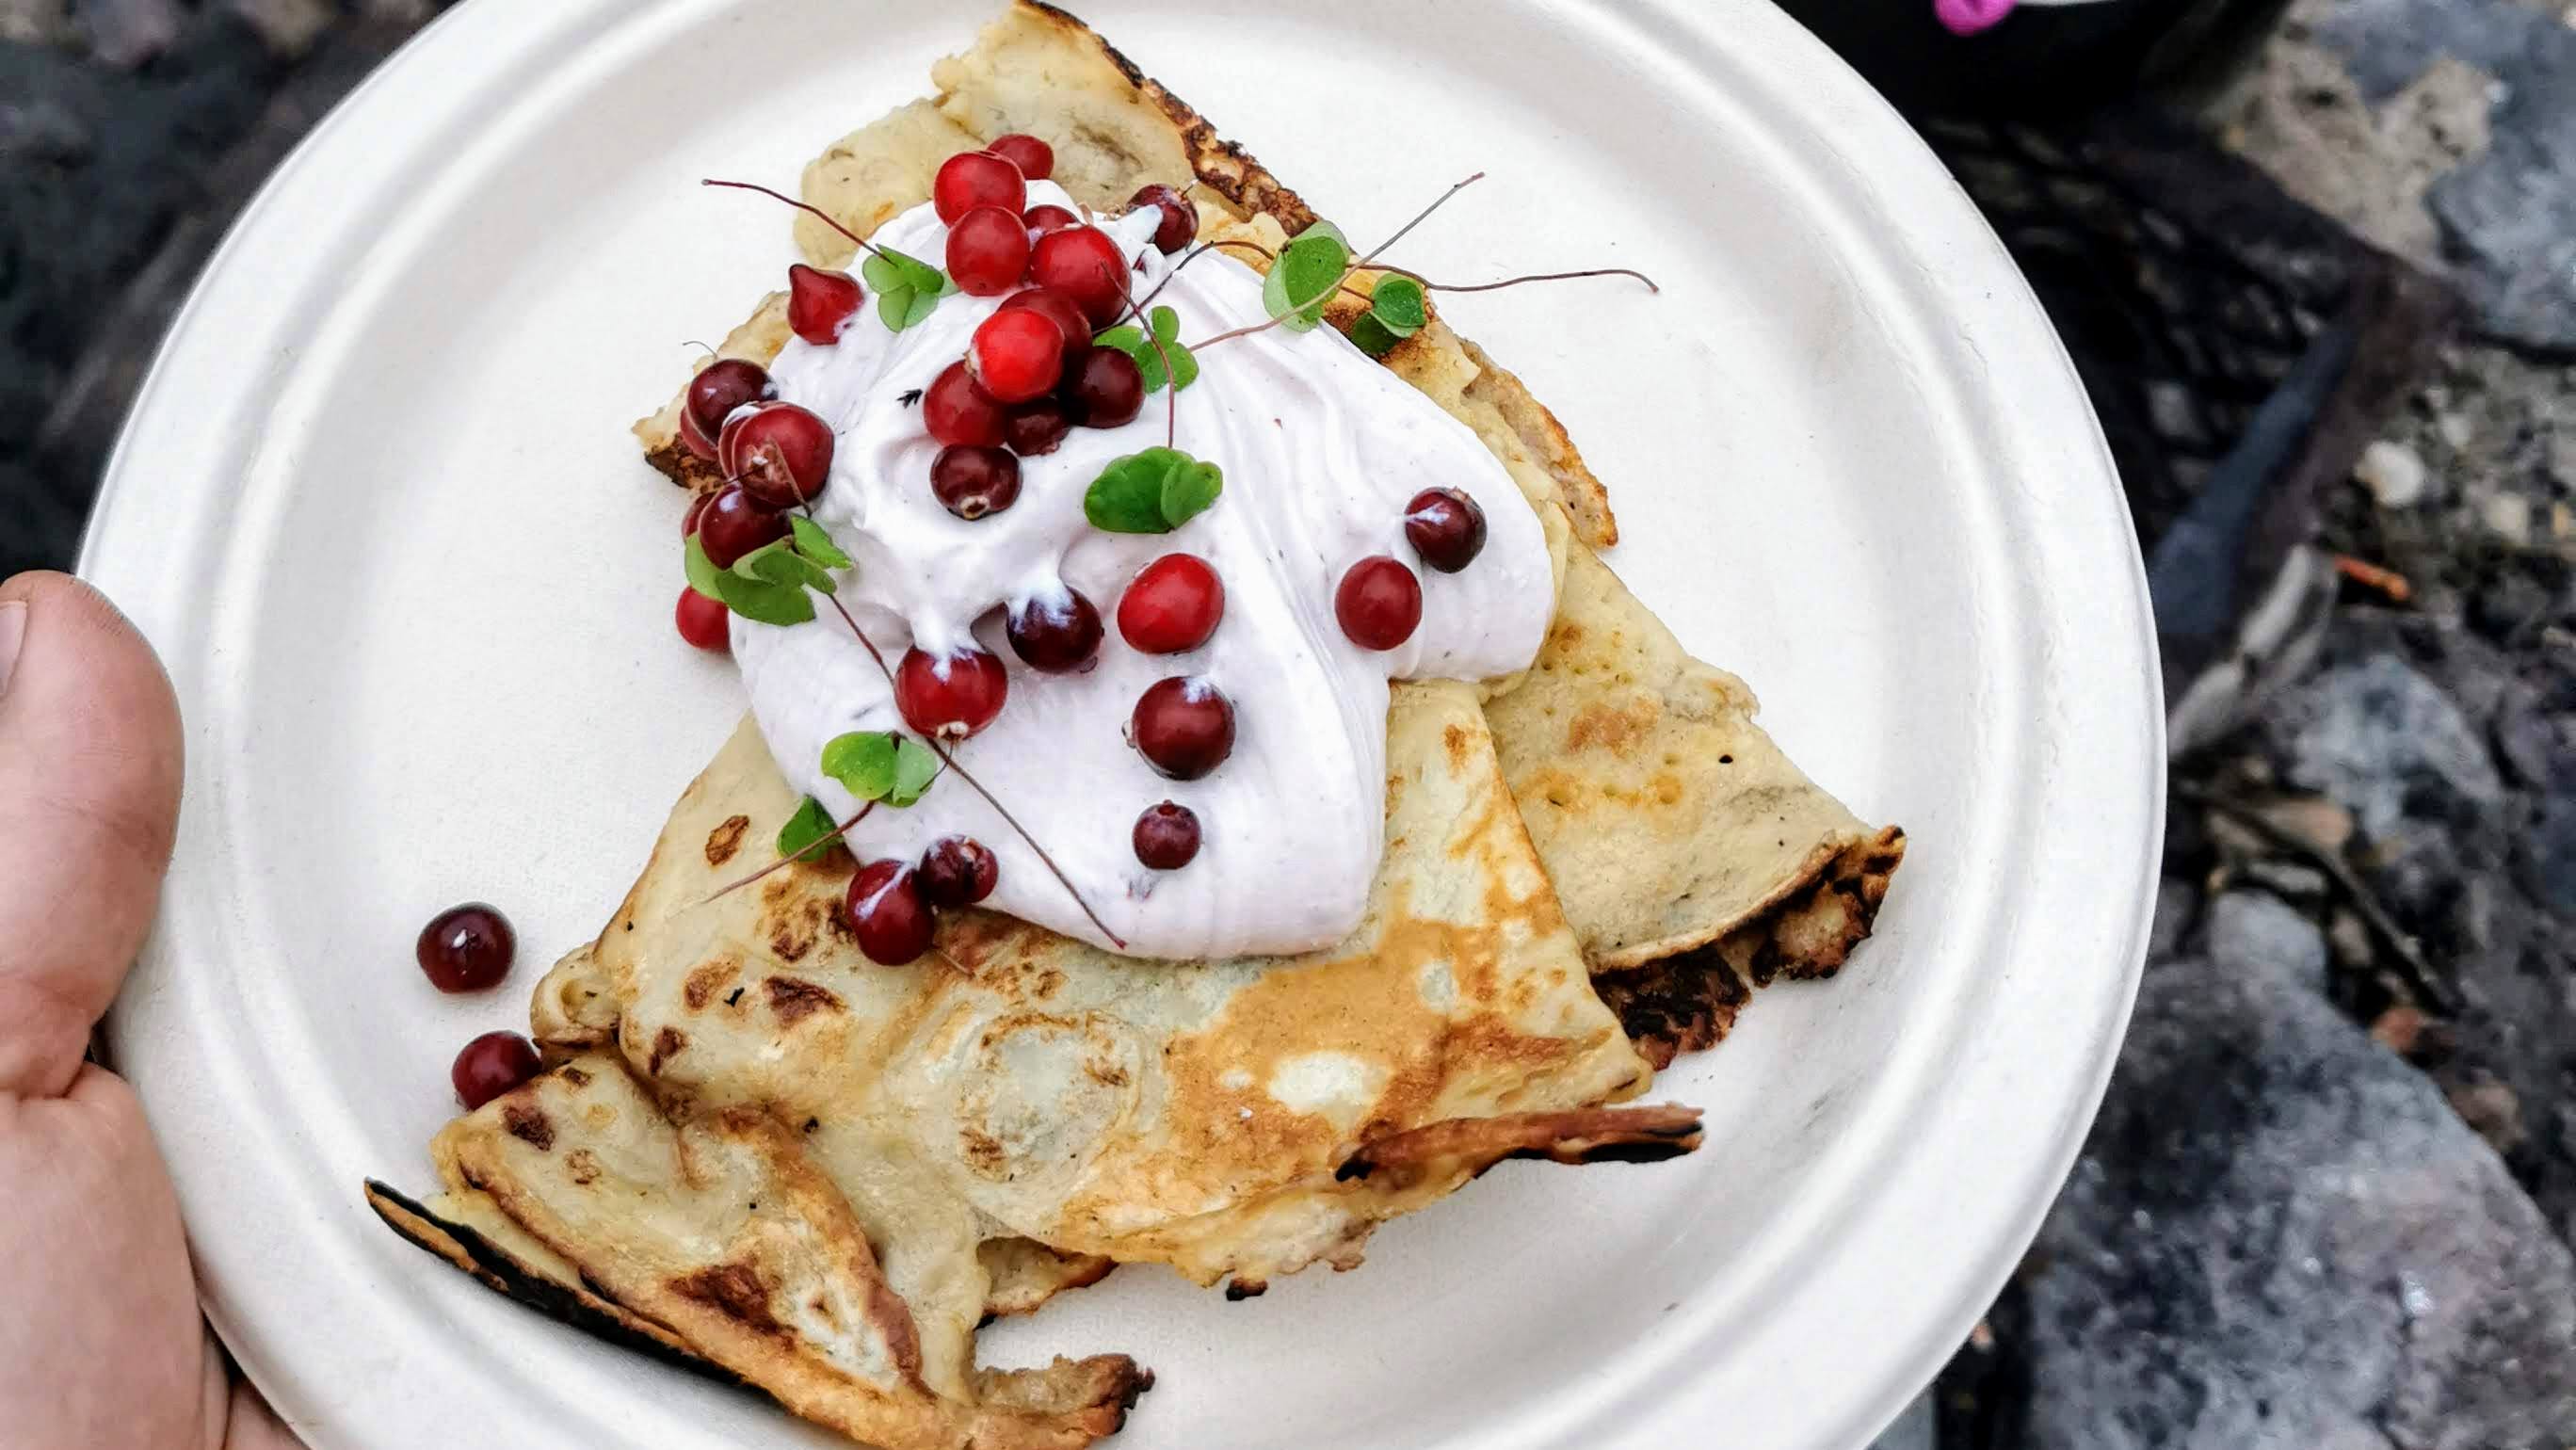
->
88 2 2160 1446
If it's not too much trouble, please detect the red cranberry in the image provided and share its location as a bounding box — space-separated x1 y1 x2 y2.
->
1030 225 1130 325
1404 487 1488 572
929 444 1021 520
680 406 718 462
1132 801 1201 870
946 205 1033 297
1063 348 1144 428
1118 554 1224 653
723 402 835 508
987 133 1055 181
933 150 1025 224
1335 556 1424 651
1126 184 1196 254
452 1031 541 1110
695 485 789 568
1003 397 1072 457
675 587 731 652
684 359 773 443
895 646 1008 740
786 263 863 345
681 491 712 537
998 287 1093 361
1131 676 1235 780
845 860 935 965
417 903 516 993
917 835 999 907
924 361 1007 448
1022 203 1080 235
968 308 1066 404
1006 588 1103 673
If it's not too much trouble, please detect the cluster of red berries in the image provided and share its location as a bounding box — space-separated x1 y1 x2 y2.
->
671 353 835 651
844 833 999 965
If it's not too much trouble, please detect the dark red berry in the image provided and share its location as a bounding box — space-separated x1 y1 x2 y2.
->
998 287 1093 361
1030 225 1130 325
417 903 515 993
695 485 789 568
682 491 712 537
894 647 1008 740
987 133 1055 181
1118 554 1224 653
1131 676 1235 780
675 588 731 652
1063 348 1144 428
924 361 1007 448
683 359 774 460
723 402 835 508
1022 203 1080 235
845 859 935 965
917 835 999 907
1404 487 1488 572
1006 588 1103 673
1126 184 1196 254
933 150 1024 224
968 308 1066 404
1003 397 1072 457
787 263 863 345
929 444 1021 520
1335 556 1423 651
1132 801 1201 869
946 205 1033 297
452 1031 541 1109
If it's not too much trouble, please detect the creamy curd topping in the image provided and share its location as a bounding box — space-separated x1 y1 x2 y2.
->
732 183 1553 959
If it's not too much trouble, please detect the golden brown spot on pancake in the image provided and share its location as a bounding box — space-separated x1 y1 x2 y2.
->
566 1148 601 1185
1441 723 1473 774
649 1026 685 1076
1565 698 1657 756
683 959 740 1011
959 1128 1006 1176
703 814 750 866
558 1066 590 1088
1085 1056 1131 1088
761 889 838 964
671 1261 785 1339
764 975 845 1026
502 1105 553 1152
1650 772 1684 807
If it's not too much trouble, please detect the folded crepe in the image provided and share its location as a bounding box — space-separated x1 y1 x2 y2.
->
372 5 1904 1444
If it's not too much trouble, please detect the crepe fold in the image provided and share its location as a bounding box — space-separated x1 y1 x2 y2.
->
373 4 1902 1443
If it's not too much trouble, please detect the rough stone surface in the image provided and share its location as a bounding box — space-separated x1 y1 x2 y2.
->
2207 890 2330 991
2268 652 2503 842
2355 437 2433 508
2016 950 2576 1449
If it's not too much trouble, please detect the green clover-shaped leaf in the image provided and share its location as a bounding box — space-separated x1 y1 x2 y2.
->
1085 447 1223 533
684 533 816 627
888 736 941 807
789 514 853 571
1091 306 1199 394
820 731 898 801
775 797 838 861
1262 231 1348 331
863 247 950 332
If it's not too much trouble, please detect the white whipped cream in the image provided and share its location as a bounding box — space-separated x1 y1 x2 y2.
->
733 184 1552 959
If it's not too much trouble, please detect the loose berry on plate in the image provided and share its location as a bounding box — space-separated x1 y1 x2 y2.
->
417 903 515 992
1404 488 1488 572
723 402 834 508
1004 396 1072 457
968 307 1066 404
1006 588 1103 673
917 835 999 907
1022 203 1079 235
1063 348 1144 428
1118 554 1224 653
1126 184 1196 254
1335 556 1423 651
998 287 1093 361
929 444 1021 520
675 587 731 652
987 133 1055 181
946 204 1033 296
452 1031 541 1109
1030 225 1130 325
696 484 790 568
1131 677 1235 780
845 859 935 965
934 150 1024 223
925 361 1007 448
787 263 863 345
682 359 773 460
895 646 1008 740
1133 801 1201 869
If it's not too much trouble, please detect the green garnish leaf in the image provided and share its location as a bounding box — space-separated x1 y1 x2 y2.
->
1368 275 1426 337
789 514 853 571
866 247 950 332
685 533 817 626
737 540 837 595
1093 324 1144 354
1086 447 1223 533
888 736 941 807
901 286 942 330
1091 307 1199 395
820 731 898 801
1349 313 1400 359
776 797 838 860
860 253 902 292
684 531 726 597
1263 231 1348 331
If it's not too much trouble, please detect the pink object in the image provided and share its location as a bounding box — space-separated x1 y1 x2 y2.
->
1936 0 2016 35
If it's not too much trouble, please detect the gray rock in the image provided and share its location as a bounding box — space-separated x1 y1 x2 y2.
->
2520 798 2576 921
2272 652 2504 842
2209 890 2330 991
2017 949 2576 1449
2355 437 2433 508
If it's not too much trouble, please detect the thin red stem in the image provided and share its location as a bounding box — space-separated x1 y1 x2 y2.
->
701 178 890 263
1376 262 1661 296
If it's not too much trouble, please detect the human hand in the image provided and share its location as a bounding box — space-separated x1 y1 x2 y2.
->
0 572 300 1449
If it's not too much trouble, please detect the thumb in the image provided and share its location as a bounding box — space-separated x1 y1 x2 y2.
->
0 572 183 1100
